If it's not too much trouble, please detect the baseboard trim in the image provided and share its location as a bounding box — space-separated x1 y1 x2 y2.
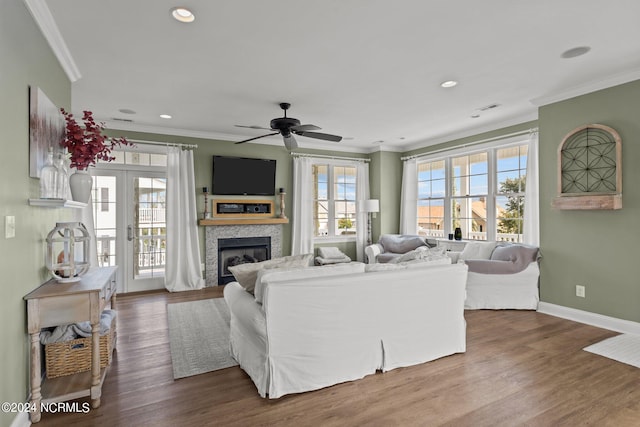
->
537 302 640 335
9 409 31 427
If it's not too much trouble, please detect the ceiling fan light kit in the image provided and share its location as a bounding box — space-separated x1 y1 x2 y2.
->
236 102 342 150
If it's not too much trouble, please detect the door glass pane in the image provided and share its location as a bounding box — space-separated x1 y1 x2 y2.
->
92 176 117 267
134 177 167 278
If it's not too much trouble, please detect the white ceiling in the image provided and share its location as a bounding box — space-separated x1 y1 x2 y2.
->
32 0 640 153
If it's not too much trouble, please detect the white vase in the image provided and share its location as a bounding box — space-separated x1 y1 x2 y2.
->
69 170 92 203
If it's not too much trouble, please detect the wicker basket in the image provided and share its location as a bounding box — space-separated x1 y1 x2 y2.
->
45 321 115 379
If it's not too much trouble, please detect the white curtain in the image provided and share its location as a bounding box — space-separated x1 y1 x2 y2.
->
355 162 370 262
291 156 314 255
75 190 98 268
523 131 540 246
165 147 205 292
399 158 418 235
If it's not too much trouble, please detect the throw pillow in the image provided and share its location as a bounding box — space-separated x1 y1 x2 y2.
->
459 241 497 261
389 246 446 263
228 258 285 293
379 234 427 254
228 253 313 293
317 246 346 259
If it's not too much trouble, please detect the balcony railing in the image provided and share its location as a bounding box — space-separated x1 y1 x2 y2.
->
96 234 166 273
417 230 523 242
139 208 166 224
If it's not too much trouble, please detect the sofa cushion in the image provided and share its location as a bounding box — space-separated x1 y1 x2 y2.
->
376 252 403 263
491 244 539 263
458 241 497 261
254 262 366 304
229 254 313 293
379 234 428 254
389 246 446 264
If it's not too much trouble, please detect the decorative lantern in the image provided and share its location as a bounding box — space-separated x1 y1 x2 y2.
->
46 222 91 282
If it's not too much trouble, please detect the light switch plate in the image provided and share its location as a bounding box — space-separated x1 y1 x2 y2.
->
5 215 15 239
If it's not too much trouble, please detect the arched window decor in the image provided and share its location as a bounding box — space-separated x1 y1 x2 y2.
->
552 124 622 210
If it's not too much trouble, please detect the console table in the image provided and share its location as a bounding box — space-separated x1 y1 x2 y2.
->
24 266 117 423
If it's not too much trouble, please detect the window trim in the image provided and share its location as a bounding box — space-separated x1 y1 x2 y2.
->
312 160 359 242
416 136 529 241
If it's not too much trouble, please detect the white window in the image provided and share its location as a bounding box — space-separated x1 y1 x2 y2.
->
312 163 357 238
416 142 528 242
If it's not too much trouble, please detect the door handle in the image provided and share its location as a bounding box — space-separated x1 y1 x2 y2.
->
127 225 133 241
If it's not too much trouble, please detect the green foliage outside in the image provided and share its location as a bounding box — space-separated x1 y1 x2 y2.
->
498 176 526 234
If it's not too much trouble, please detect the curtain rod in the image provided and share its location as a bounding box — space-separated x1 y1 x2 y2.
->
401 128 538 161
290 152 370 163
127 139 198 149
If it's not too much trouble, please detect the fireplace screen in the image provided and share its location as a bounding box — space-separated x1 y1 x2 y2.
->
218 237 271 284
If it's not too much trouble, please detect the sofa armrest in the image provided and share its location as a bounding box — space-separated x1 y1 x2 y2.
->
364 243 384 264
447 251 462 264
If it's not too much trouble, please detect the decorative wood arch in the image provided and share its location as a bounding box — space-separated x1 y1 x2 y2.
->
552 124 622 210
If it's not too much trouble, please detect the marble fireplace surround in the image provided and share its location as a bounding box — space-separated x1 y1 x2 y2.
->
205 224 283 286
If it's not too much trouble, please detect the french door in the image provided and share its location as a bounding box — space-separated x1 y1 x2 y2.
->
91 169 167 293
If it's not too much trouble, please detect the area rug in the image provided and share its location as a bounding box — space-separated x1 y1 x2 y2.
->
167 298 238 379
583 334 640 369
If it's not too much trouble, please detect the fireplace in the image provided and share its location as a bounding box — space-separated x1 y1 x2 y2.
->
204 223 283 286
217 236 271 285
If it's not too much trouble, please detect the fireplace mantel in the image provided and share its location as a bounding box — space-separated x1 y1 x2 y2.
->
199 218 289 226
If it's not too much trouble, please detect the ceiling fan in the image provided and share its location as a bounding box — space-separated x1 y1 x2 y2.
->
235 102 342 150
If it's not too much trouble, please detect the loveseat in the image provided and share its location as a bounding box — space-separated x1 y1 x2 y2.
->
451 241 541 310
364 234 432 264
224 260 468 398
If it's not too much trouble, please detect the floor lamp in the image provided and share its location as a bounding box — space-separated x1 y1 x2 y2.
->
361 199 380 245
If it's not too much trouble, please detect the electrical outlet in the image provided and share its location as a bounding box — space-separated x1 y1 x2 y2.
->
200 263 205 272
5 215 15 239
576 285 586 298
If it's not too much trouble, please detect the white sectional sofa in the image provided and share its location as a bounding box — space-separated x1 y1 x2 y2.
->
224 261 468 398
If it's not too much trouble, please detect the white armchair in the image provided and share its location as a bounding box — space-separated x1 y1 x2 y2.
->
364 234 431 264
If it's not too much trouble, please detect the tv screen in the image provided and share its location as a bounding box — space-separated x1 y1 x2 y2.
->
212 156 277 196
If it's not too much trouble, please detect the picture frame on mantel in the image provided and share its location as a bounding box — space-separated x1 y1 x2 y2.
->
29 86 65 178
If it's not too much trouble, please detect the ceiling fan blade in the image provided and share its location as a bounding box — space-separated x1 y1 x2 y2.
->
283 134 298 150
294 131 342 142
291 124 321 132
235 132 279 144
235 125 274 131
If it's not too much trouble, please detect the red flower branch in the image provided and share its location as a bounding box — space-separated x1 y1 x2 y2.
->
60 109 133 170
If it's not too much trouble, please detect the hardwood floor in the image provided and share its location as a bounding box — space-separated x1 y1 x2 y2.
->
36 288 639 427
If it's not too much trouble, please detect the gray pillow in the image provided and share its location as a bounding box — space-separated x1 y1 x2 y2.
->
379 234 427 254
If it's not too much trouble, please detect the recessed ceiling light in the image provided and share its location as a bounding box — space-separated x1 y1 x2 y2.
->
160 114 172 119
440 80 458 88
118 108 136 114
171 7 195 23
561 46 591 59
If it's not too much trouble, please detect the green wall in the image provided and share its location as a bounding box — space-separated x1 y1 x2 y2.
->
538 80 640 322
105 129 370 261
369 151 403 241
0 1 72 425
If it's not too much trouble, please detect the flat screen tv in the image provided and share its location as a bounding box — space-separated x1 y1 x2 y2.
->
212 156 277 196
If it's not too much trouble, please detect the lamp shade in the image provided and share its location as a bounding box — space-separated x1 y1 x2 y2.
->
361 199 380 213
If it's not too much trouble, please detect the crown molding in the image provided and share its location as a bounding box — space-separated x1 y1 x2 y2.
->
399 111 539 152
530 67 640 107
23 0 81 82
